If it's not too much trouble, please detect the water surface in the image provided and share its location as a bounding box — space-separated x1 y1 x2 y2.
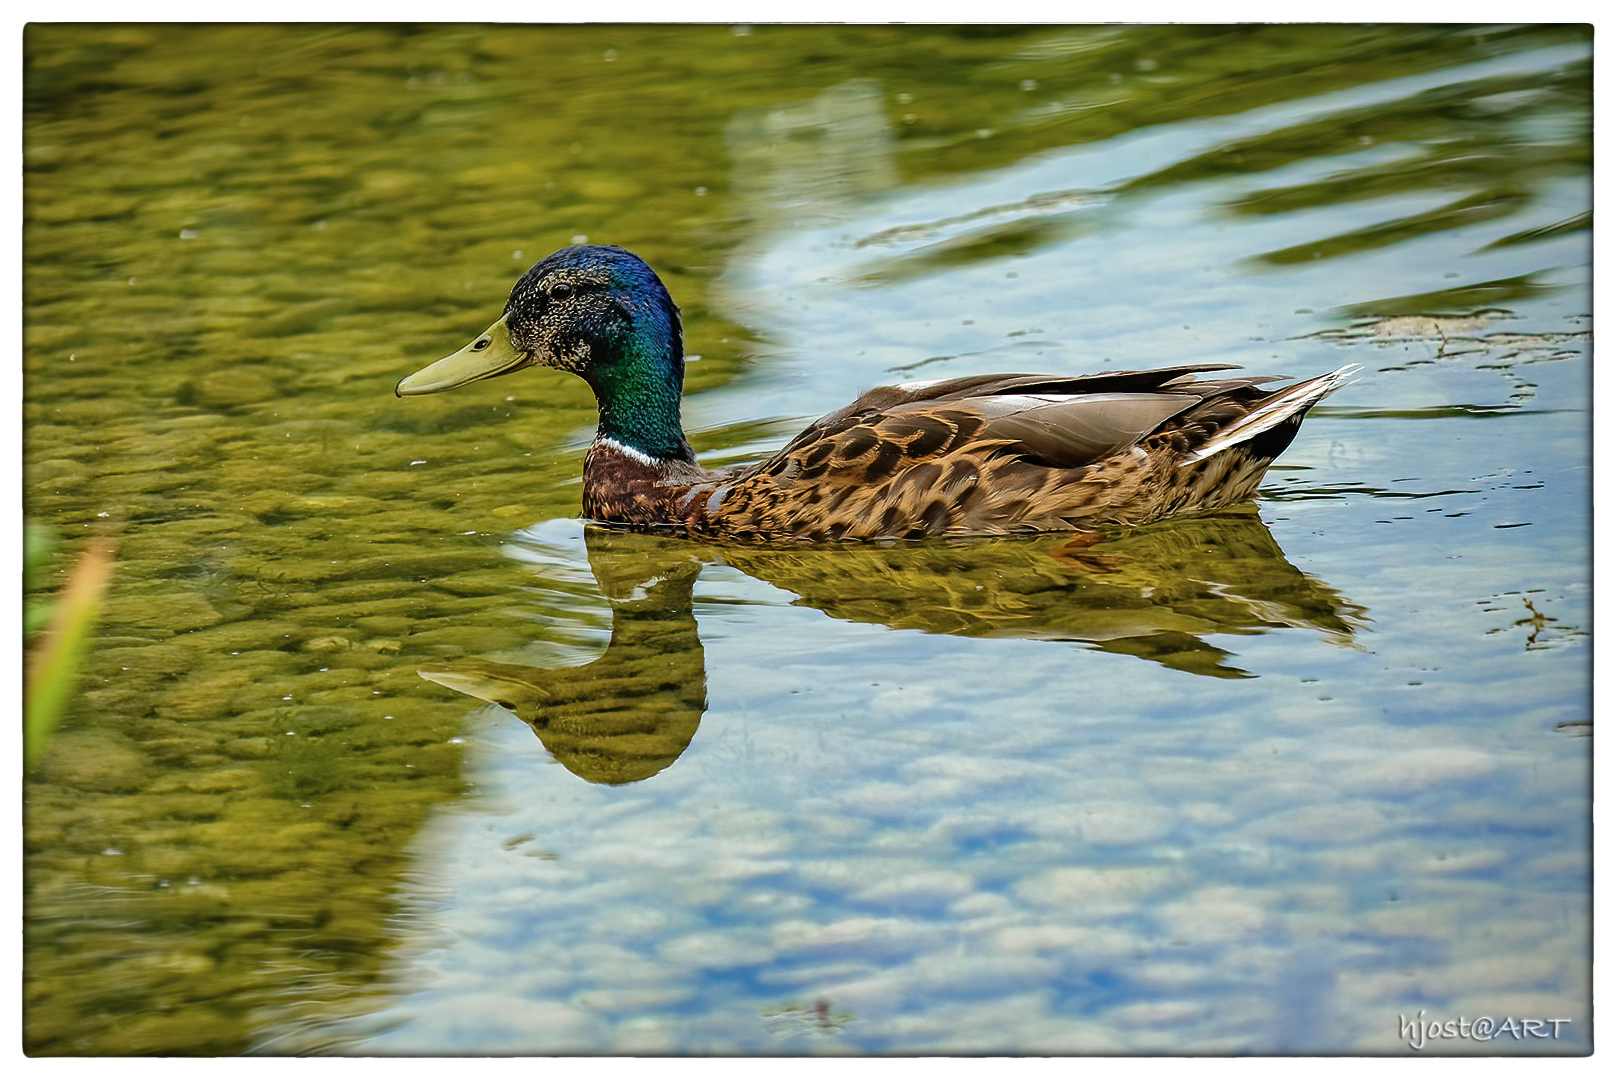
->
23 24 1590 1055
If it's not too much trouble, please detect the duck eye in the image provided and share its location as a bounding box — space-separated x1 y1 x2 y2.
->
549 282 574 301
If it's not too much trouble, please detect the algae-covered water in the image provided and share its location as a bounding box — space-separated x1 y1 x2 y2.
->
24 24 1590 1055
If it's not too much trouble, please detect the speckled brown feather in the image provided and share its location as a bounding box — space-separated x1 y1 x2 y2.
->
580 363 1354 542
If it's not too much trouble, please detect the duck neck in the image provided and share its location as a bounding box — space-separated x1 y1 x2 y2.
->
585 310 694 464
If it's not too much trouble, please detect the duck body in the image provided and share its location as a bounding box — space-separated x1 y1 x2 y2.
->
398 245 1355 543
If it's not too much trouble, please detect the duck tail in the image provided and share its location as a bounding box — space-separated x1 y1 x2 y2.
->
1181 363 1359 464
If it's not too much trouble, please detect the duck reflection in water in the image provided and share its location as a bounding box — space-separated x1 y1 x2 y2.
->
418 507 1363 785
417 538 708 787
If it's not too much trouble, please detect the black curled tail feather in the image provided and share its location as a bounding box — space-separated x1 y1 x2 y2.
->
1180 364 1359 465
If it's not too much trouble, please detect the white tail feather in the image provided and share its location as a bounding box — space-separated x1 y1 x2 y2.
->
1181 363 1360 463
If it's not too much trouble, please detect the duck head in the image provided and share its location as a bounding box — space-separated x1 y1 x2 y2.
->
397 244 693 461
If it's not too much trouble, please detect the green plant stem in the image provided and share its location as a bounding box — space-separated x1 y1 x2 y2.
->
25 536 117 771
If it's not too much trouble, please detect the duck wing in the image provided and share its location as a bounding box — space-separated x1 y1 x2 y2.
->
707 364 1354 540
762 364 1281 476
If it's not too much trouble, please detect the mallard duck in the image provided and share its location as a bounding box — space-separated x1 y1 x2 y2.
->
398 244 1355 542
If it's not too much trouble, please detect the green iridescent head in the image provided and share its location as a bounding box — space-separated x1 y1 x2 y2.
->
398 244 692 461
